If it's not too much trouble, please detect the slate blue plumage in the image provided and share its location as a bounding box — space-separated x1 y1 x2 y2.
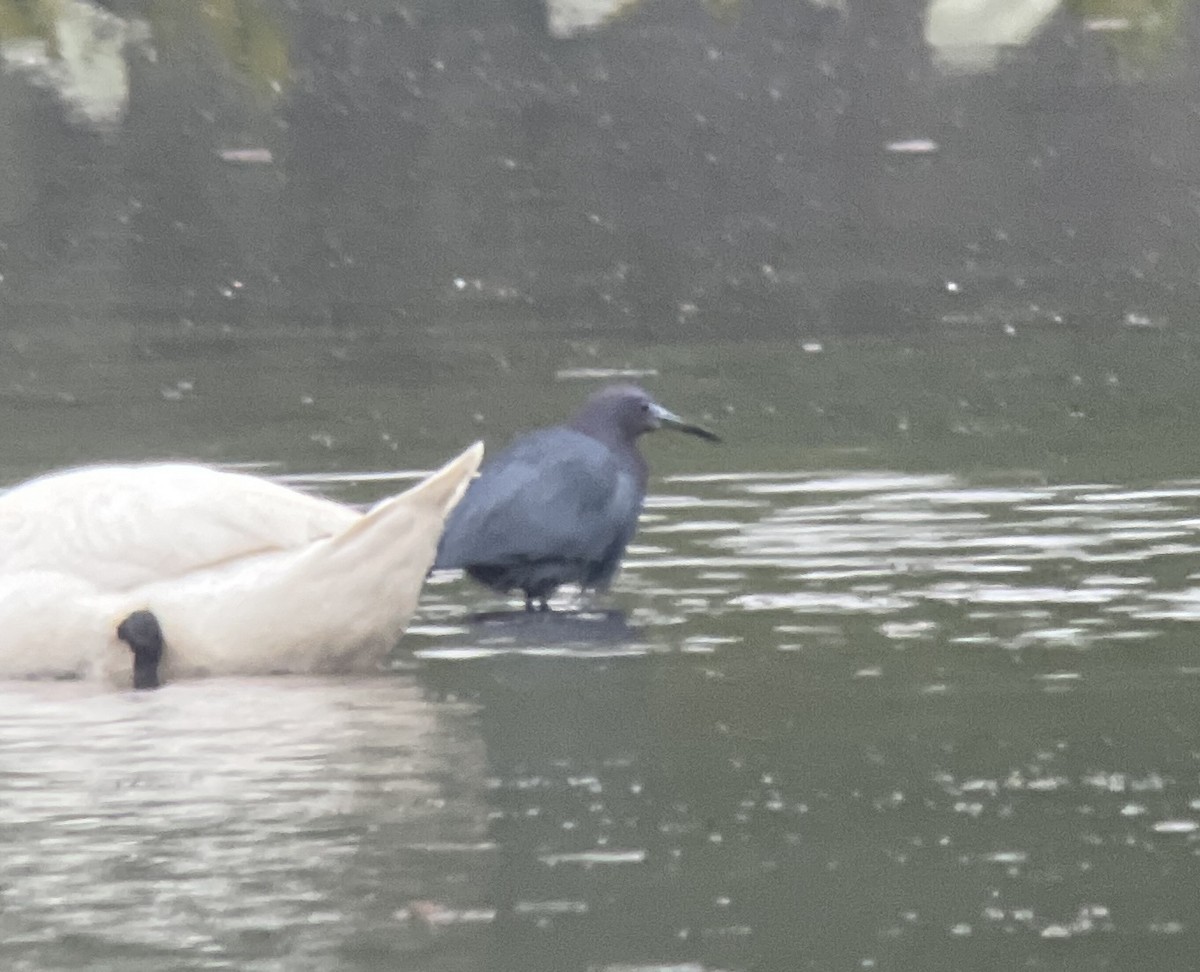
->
435 385 719 610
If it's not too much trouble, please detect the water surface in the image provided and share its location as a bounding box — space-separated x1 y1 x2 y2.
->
3 327 1200 971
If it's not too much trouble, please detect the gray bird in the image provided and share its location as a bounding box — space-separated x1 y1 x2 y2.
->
434 385 720 611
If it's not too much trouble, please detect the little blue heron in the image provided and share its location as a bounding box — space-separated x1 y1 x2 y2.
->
434 385 720 610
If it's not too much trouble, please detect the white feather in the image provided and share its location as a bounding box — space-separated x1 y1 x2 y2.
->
0 443 484 687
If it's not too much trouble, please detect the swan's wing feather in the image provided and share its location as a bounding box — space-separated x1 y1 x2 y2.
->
0 464 359 590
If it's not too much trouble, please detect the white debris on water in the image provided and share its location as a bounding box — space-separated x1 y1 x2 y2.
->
556 367 661 380
218 148 273 164
886 139 939 154
540 849 647 866
1151 819 1199 834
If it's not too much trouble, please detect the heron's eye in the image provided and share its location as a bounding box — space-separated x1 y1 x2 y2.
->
640 402 651 412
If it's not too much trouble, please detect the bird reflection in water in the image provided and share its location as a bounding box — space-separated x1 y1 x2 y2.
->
462 606 639 645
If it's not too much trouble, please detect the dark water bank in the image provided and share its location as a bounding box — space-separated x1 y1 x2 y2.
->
2 0 1200 333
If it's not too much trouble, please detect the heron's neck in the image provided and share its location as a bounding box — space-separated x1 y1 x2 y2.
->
567 409 620 445
565 419 648 484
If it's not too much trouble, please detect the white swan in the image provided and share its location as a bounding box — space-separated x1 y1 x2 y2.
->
0 442 483 687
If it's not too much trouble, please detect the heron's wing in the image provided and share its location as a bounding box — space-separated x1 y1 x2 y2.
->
586 472 642 589
434 428 640 570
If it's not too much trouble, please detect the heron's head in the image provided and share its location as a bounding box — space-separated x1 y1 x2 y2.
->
579 385 722 443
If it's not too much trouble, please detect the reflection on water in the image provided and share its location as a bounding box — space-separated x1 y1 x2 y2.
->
409 468 1200 971
926 0 1189 76
3 0 1196 333
4 325 1200 970
416 608 644 658
0 0 288 134
545 0 639 40
0 0 149 129
7 460 1200 969
0 678 488 971
925 0 1060 74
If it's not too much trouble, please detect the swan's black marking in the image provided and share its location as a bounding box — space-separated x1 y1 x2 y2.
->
117 610 165 690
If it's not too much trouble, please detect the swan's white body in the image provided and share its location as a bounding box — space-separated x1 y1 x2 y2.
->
0 443 483 686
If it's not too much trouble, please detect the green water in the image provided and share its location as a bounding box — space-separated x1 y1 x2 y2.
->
1 323 1200 971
